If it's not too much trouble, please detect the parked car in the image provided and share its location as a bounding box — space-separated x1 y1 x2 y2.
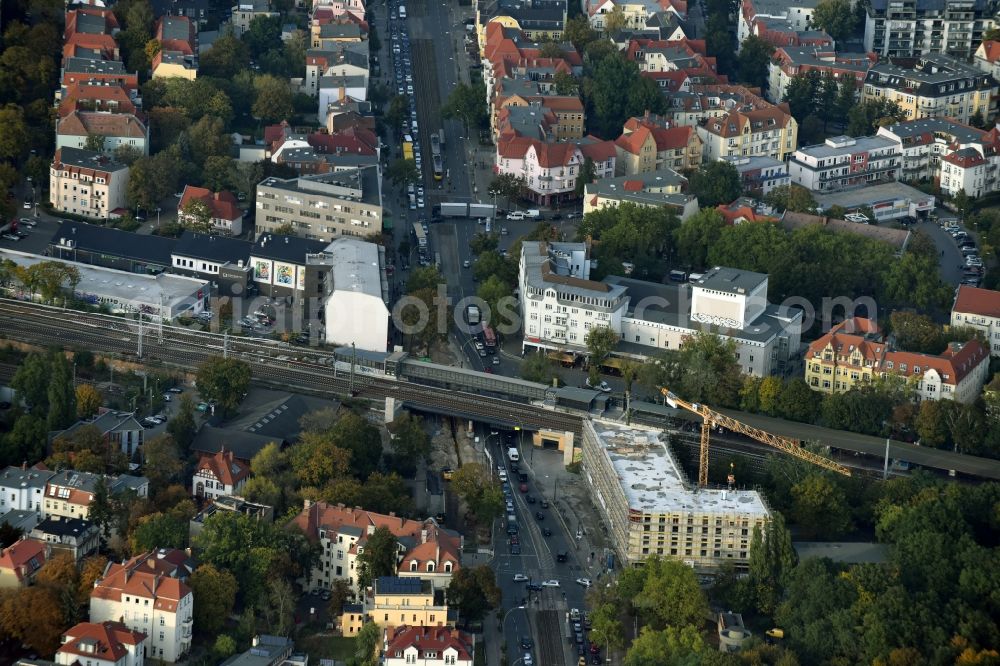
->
576 578 592 588
535 511 545 520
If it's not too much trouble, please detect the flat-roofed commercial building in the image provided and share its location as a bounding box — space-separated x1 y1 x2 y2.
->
581 419 769 570
255 166 383 243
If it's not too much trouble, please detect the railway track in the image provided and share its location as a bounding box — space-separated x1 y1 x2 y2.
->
536 609 565 666
0 299 583 435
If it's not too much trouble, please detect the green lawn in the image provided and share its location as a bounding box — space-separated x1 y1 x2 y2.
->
296 635 357 661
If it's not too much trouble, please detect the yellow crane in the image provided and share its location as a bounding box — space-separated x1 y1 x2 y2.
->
660 387 852 487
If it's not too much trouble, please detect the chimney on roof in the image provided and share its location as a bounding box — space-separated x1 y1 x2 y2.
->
339 86 346 103
421 529 427 543
303 498 314 511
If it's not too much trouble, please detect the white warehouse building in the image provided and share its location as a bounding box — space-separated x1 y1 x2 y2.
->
313 237 390 353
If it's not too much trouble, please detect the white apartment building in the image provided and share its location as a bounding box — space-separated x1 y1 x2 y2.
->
737 0 821 45
383 626 474 666
696 106 798 162
90 552 194 662
518 244 802 375
255 167 383 243
56 622 147 666
50 147 129 220
495 137 616 207
0 467 53 516
952 284 1000 357
863 0 995 60
0 467 147 520
788 135 902 192
291 501 462 594
581 419 770 570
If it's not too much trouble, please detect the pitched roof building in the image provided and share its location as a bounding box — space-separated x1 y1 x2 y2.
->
291 501 462 593
178 186 244 236
89 550 194 662
615 113 703 173
951 285 1000 357
804 318 990 403
192 449 250 500
55 622 146 666
0 539 50 589
495 135 616 206
384 627 474 666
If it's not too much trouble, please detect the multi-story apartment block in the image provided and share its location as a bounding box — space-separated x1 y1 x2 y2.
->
29 516 100 562
384 626 474 666
767 46 874 103
304 42 368 96
615 114 703 174
43 470 148 520
581 419 769 570
312 0 366 21
63 8 120 61
0 467 55 516
231 0 279 35
696 102 798 162
974 39 1000 79
370 577 451 630
804 317 990 403
583 170 699 220
482 23 583 100
61 58 139 92
291 501 462 594
863 0 995 60
722 155 790 195
50 148 129 220
475 0 568 48
788 135 902 192
951 284 1000 357
862 54 998 125
494 136 616 206
876 117 1000 197
255 166 383 243
90 550 194 662
56 621 147 666
192 449 250 501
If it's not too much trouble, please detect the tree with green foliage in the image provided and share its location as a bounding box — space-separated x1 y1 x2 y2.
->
387 158 420 186
673 208 727 269
252 74 293 123
746 512 796 614
75 384 102 420
441 81 489 132
628 556 709 629
143 434 185 493
764 184 818 213
195 356 251 416
129 511 189 553
914 398 955 448
688 160 742 208
180 198 214 233
847 97 907 135
576 202 680 278
520 351 562 385
583 53 665 138
624 625 716 666
167 394 198 450
469 232 500 256
790 473 853 538
487 172 527 209
585 325 619 385
213 635 238 660
889 311 943 353
200 32 252 79
564 15 600 50
776 378 822 422
385 94 409 133
354 621 381 666
356 526 399 590
553 70 580 96
46 357 75 430
446 565 501 623
811 0 857 41
451 463 504 525
387 412 432 470
783 71 820 122
243 15 281 57
736 36 774 90
11 351 51 411
477 275 516 329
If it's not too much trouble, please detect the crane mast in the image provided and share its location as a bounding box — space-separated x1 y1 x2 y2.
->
660 387 852 486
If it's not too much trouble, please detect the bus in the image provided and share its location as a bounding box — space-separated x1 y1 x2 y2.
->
432 153 443 181
482 325 497 353
412 222 427 248
403 141 414 162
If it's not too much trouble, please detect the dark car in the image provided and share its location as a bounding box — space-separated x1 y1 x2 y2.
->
550 213 562 220
575 632 584 644
526 583 543 591
592 655 601 664
540 499 549 508
557 550 568 562
577 644 586 656
535 511 545 520
510 544 521 554
518 472 528 482
542 527 553 537
526 494 536 504
590 644 600 654
521 637 534 650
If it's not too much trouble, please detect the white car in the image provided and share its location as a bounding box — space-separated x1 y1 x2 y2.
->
506 211 526 220
575 578 592 588
513 574 529 582
541 579 560 588
18 218 35 227
524 654 533 666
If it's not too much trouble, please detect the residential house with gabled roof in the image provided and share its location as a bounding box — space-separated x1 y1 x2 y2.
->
974 40 1000 80
804 317 990 403
0 538 50 589
192 449 250 500
54 409 145 458
737 0 826 48
58 82 140 118
178 186 244 236
370 577 452 630
490 78 584 141
586 0 687 31
0 466 56 517
291 500 462 594
696 96 798 162
616 113 702 173
61 58 139 92
56 111 149 156
56 621 146 666
29 515 100 562
495 135 616 206
152 16 198 80
951 285 1000 357
43 469 149 520
583 170 698 220
624 38 723 87
476 0 568 50
383 626 474 666
89 549 194 662
49 147 131 220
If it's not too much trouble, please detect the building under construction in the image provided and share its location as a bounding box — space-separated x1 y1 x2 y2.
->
581 419 770 571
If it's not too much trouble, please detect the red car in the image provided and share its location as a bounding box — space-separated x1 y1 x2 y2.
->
590 644 600 655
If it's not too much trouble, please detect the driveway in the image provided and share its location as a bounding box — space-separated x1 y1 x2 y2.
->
914 209 971 287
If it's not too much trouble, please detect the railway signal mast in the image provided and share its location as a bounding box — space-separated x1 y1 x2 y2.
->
660 387 851 487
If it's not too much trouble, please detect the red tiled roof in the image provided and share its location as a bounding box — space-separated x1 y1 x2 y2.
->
179 185 242 222
92 551 193 612
59 83 139 119
57 111 147 139
979 40 1000 63
0 539 48 583
578 138 617 161
614 125 653 155
954 284 1000 318
386 626 473 661
532 142 577 168
195 449 250 487
59 622 145 663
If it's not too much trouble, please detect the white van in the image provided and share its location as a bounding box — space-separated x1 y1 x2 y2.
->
398 4 406 17
508 447 520 462
525 209 540 218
